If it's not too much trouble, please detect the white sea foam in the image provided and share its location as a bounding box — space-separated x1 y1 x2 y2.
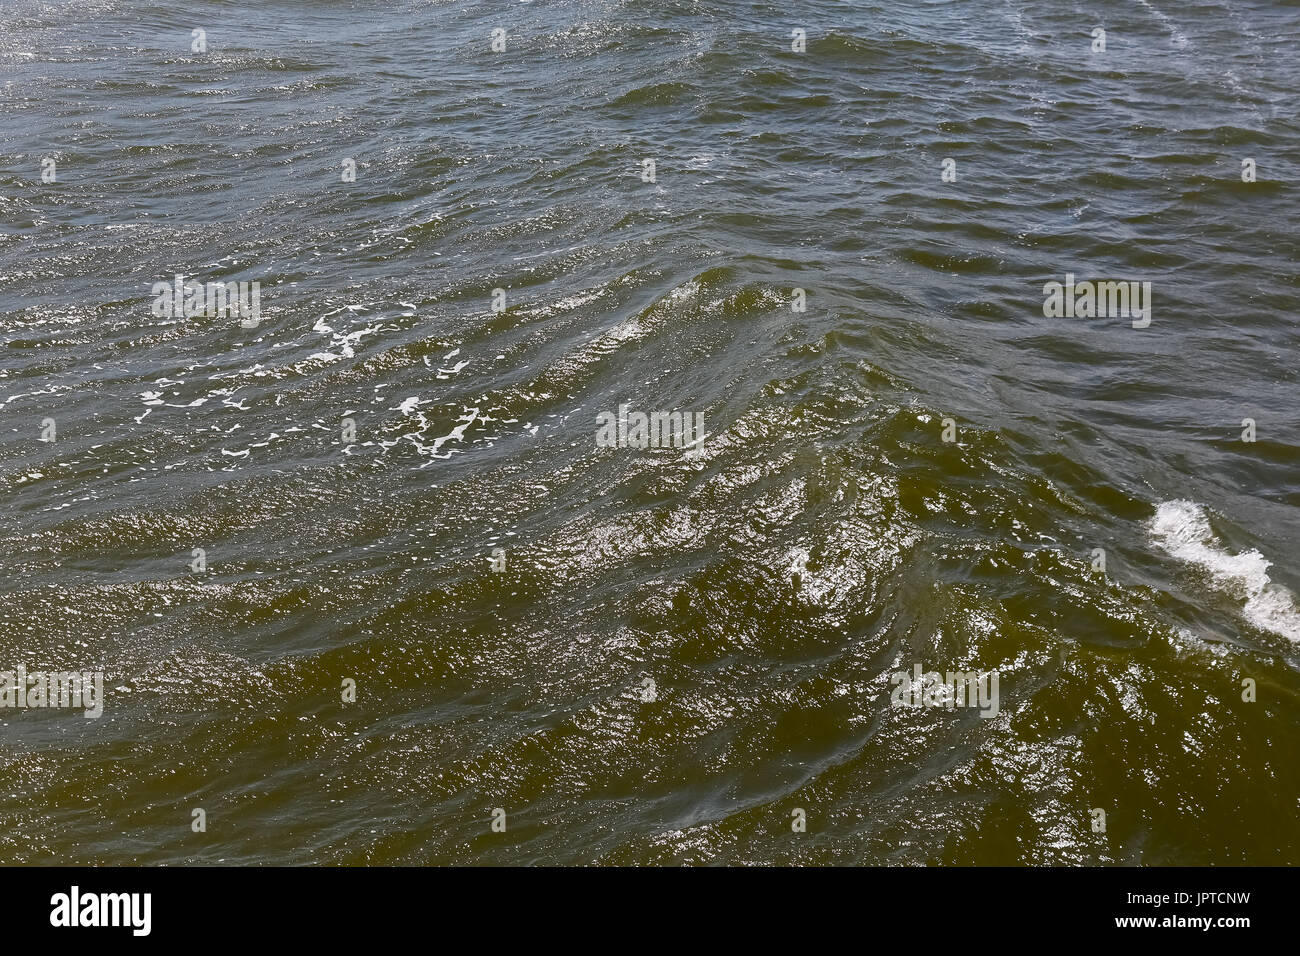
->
1150 500 1300 642
1136 0 1190 50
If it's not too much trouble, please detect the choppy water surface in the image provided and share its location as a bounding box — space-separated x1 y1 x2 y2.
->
1 0 1298 864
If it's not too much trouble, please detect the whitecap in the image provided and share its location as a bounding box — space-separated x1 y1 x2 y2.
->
1150 500 1300 642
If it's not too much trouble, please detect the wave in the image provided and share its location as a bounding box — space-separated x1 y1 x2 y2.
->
1150 500 1300 642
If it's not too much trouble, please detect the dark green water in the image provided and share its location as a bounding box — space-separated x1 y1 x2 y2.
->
1 0 1298 865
